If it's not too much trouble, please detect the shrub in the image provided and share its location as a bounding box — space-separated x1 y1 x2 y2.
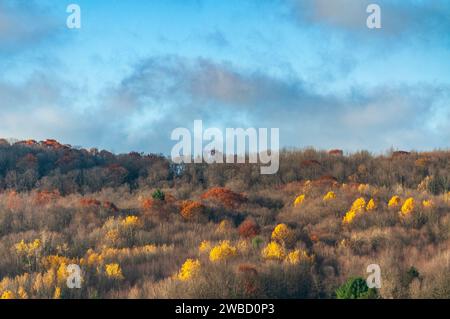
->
366 198 377 211
180 200 206 221
285 249 312 265
152 189 165 201
336 277 378 299
388 195 402 208
401 198 415 217
200 187 246 208
271 224 294 245
342 198 366 224
198 241 212 254
261 242 285 261
105 263 124 280
422 199 433 208
293 194 305 207
323 191 336 201
252 236 264 249
209 241 237 262
177 259 201 281
238 219 260 239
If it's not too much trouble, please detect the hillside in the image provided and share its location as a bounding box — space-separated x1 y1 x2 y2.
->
0 139 449 299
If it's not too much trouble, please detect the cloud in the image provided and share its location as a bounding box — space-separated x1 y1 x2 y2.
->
96 56 450 153
204 29 229 48
288 0 450 45
0 55 448 154
0 0 60 53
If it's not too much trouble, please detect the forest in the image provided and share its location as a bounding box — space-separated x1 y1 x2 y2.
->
0 138 449 299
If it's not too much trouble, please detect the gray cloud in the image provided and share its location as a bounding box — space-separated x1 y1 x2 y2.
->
96 56 450 153
1 56 448 154
0 0 60 53
288 0 450 45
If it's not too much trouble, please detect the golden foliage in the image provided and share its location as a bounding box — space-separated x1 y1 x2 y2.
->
15 239 41 256
216 220 233 234
177 259 201 281
271 223 294 244
1 290 15 299
261 241 285 261
293 194 305 207
285 249 313 265
422 199 433 208
350 197 366 212
53 287 61 299
366 198 377 211
121 215 142 228
342 198 366 224
323 191 336 201
105 263 124 280
209 241 237 262
401 197 415 217
198 240 212 254
388 195 402 208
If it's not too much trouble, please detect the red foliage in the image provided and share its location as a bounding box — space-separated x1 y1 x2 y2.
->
310 233 319 243
103 201 119 212
238 219 260 239
80 198 101 207
200 187 246 208
34 190 60 205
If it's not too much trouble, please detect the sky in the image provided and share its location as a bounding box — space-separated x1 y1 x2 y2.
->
0 0 449 155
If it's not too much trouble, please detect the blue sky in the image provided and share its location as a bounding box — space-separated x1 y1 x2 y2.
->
0 0 449 154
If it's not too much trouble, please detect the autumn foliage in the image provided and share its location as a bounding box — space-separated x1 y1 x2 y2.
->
200 187 246 208
238 219 260 239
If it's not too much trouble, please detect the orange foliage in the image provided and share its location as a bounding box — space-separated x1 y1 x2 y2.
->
328 149 343 156
41 139 64 149
141 198 155 210
33 190 60 206
200 187 246 208
16 139 37 146
180 200 205 220
238 219 260 239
